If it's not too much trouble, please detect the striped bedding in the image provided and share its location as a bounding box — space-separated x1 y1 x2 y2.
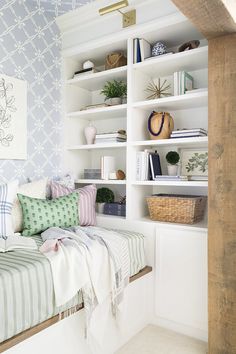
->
0 227 146 343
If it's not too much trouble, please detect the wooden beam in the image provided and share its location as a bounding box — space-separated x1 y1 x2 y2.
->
208 33 236 353
0 266 152 353
171 0 236 39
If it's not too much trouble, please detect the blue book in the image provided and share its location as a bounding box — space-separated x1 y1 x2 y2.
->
137 38 141 63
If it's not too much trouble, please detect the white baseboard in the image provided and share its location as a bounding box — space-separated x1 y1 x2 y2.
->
150 316 208 342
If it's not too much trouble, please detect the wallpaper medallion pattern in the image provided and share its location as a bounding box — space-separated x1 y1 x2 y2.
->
0 0 93 183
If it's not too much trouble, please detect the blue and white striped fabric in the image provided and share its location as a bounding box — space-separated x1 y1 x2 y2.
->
0 181 18 239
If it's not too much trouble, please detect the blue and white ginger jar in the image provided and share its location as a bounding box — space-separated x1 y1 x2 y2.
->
152 42 167 56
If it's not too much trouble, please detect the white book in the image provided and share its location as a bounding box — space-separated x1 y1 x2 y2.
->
101 156 115 180
96 133 126 139
136 152 142 180
133 38 138 63
174 71 179 96
139 38 151 61
172 128 208 134
0 235 37 253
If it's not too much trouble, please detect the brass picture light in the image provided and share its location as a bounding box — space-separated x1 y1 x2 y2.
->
99 1 136 28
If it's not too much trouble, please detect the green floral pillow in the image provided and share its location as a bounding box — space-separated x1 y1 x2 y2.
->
18 192 79 236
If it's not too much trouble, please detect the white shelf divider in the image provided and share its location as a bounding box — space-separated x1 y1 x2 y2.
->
67 142 127 150
133 46 208 77
75 179 126 185
131 136 208 148
132 180 208 187
67 104 127 120
132 90 208 110
66 66 127 91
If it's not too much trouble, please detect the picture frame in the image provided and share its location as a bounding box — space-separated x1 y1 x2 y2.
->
180 149 208 179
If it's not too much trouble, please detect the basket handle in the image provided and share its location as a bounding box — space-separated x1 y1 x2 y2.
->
148 111 165 136
106 53 123 67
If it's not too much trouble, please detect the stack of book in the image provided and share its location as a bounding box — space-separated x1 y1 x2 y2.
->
171 128 208 139
73 67 99 78
136 150 162 181
174 71 194 95
133 38 152 63
95 131 127 144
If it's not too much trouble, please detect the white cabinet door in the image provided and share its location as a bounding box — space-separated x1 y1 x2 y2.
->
155 225 208 339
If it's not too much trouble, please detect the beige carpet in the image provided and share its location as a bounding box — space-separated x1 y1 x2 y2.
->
116 325 207 354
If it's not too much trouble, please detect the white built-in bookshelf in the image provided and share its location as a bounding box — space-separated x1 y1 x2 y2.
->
62 18 208 230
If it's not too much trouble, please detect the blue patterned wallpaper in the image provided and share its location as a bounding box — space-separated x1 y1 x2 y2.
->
0 0 93 183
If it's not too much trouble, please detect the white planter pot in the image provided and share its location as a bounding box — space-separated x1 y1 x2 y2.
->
108 97 122 106
96 202 105 214
167 164 178 176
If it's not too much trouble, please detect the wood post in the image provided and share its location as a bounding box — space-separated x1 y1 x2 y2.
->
208 33 236 353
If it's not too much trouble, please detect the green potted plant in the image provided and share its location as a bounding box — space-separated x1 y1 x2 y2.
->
166 151 180 176
100 80 127 106
96 187 115 214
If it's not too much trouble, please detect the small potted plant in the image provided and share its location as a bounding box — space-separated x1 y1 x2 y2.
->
166 151 180 176
96 187 115 214
100 80 127 106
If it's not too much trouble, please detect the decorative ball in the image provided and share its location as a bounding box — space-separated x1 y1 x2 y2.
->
152 42 167 57
83 60 94 70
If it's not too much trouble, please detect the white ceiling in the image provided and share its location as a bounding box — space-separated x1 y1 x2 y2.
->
30 0 95 16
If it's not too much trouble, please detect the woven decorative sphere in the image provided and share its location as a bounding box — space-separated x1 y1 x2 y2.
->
152 42 167 56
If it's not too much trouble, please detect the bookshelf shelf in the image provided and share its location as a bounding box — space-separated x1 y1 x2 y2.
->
67 142 127 150
133 46 208 77
131 136 208 148
136 217 208 231
132 91 208 110
67 104 127 120
132 181 208 187
66 66 127 91
75 179 126 185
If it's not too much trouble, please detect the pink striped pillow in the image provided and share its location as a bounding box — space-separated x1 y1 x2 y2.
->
50 181 97 226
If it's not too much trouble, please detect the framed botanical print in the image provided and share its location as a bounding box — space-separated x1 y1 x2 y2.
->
180 149 208 179
0 74 27 160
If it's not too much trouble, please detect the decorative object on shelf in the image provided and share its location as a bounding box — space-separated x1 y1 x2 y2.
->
109 172 118 180
148 111 174 140
145 79 171 100
84 122 97 145
82 60 95 70
73 67 98 78
84 169 101 179
103 201 126 217
170 128 208 139
101 80 127 106
99 1 136 29
151 41 167 56
96 187 115 214
180 149 208 180
178 40 200 52
146 194 207 224
116 169 126 180
166 151 180 176
105 52 127 70
95 130 127 144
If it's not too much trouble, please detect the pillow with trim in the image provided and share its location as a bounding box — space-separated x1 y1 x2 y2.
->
18 192 79 236
0 180 18 239
50 182 96 226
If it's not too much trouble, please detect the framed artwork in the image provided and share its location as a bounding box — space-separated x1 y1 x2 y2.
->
0 74 27 160
180 149 208 178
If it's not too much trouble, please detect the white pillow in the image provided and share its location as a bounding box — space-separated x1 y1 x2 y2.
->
12 178 48 233
0 180 18 239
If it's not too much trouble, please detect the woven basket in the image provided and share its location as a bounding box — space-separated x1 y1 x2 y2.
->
105 52 127 70
146 194 207 224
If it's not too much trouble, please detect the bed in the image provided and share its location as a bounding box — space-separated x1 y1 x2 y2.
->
0 227 146 345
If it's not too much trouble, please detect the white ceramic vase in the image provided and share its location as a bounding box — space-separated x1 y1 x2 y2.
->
167 164 179 176
96 202 105 214
84 123 97 145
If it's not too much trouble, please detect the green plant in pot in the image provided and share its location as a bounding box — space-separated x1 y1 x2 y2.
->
166 151 180 176
96 187 115 214
100 80 127 106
